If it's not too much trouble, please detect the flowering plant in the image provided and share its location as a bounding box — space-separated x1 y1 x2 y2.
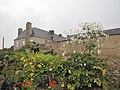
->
68 23 108 56
20 51 109 90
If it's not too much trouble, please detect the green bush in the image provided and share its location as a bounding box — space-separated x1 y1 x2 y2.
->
21 52 109 90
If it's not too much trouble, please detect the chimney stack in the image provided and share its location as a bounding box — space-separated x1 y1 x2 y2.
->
49 30 54 35
59 34 62 37
26 22 32 37
18 28 23 36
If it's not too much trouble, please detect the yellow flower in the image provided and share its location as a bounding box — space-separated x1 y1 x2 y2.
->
38 64 42 68
49 68 52 71
29 73 34 76
28 62 32 65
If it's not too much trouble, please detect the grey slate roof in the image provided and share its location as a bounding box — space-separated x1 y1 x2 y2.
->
15 27 66 41
103 28 120 35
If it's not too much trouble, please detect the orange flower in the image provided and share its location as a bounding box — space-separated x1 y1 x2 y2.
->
17 52 20 56
28 62 32 65
49 80 56 87
27 81 32 87
21 82 25 86
6 50 8 52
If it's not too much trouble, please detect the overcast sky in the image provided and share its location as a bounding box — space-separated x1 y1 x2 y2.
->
0 0 120 49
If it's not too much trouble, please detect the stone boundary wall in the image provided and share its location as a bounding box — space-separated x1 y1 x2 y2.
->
47 35 120 60
46 35 120 88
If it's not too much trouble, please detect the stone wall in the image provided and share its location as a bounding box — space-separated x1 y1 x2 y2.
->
29 37 51 45
47 35 120 88
14 38 26 50
99 35 120 60
47 35 120 60
14 37 51 50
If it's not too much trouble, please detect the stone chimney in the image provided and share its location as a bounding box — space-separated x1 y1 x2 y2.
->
49 30 54 35
18 28 23 36
26 22 32 37
59 34 62 37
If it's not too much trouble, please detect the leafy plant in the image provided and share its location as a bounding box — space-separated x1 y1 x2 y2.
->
20 51 109 90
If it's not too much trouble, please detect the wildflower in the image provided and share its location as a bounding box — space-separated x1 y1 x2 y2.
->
84 63 86 66
21 82 25 86
17 52 20 56
27 81 32 87
62 51 66 56
73 50 76 53
28 62 32 65
97 44 100 48
97 50 101 54
75 60 78 62
6 50 8 52
49 68 53 71
29 73 34 76
49 80 56 87
80 64 83 66
88 35 90 39
68 70 71 74
66 41 69 44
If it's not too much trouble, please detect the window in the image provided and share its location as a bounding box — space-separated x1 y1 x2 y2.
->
23 41 25 46
16 41 19 47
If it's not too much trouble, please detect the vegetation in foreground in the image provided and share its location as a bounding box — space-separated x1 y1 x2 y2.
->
0 23 119 90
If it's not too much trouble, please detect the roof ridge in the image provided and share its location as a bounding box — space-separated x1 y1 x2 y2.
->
32 27 64 36
105 28 120 31
32 27 49 33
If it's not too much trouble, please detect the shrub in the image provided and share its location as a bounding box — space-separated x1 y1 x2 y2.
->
20 52 109 90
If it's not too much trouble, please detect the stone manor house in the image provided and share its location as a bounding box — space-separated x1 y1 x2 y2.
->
14 22 120 60
14 22 66 50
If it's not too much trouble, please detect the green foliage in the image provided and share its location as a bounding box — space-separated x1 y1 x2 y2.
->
66 52 109 90
0 75 6 82
14 70 23 83
0 22 115 89
0 50 23 90
20 52 109 90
